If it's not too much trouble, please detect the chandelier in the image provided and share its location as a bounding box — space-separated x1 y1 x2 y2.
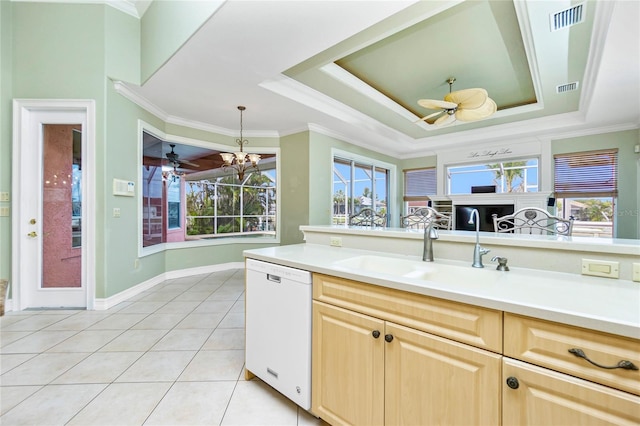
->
220 106 260 181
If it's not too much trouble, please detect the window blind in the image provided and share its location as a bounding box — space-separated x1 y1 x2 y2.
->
404 168 436 201
554 149 618 197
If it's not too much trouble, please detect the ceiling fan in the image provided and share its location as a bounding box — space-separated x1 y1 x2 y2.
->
416 77 497 127
165 144 200 169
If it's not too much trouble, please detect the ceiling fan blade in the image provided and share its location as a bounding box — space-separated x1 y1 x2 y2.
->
179 159 200 168
415 110 445 123
417 98 457 110
455 97 497 122
445 88 488 110
434 113 456 126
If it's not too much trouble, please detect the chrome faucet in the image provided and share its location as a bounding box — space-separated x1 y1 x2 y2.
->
423 222 438 262
468 209 490 268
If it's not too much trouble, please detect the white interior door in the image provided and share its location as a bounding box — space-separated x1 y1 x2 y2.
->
12 100 95 310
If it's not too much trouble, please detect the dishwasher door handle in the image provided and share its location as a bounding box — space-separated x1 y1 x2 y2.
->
267 274 281 283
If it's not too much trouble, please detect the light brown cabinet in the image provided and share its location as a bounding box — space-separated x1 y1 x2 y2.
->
504 313 640 396
311 274 502 426
503 358 640 425
312 301 384 425
310 272 640 426
503 313 640 425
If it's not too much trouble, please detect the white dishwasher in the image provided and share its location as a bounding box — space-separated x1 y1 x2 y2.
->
245 258 312 410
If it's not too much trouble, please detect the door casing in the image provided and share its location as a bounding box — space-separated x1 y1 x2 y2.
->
12 99 96 310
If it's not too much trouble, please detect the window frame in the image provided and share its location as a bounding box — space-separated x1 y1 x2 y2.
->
138 121 280 258
553 149 618 238
331 148 396 227
446 157 540 195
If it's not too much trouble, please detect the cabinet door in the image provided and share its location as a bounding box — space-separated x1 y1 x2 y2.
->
312 301 385 426
503 358 640 426
385 322 502 426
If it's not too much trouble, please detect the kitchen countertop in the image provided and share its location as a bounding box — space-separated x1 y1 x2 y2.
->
244 243 640 339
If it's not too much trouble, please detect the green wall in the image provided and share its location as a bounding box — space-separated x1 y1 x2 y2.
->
551 129 640 239
140 0 222 82
281 132 310 245
0 0 13 285
106 6 140 83
2 2 110 290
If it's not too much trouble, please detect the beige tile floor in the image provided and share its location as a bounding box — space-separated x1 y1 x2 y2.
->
0 269 325 426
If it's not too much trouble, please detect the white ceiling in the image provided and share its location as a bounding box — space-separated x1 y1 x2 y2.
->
120 0 639 158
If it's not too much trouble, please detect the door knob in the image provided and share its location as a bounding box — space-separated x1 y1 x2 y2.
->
27 231 38 237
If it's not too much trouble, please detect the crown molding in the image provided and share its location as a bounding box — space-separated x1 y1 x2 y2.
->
11 0 142 18
113 80 278 138
104 0 139 17
259 74 413 146
113 80 169 119
579 0 616 117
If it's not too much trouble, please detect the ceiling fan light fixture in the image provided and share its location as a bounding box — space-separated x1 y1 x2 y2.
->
445 88 488 110
416 77 496 126
455 97 497 122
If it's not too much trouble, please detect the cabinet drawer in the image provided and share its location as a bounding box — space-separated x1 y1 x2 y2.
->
504 313 640 396
312 273 502 352
503 358 640 425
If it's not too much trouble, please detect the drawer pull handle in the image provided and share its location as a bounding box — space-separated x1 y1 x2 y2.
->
506 376 519 389
568 348 639 371
384 334 394 343
372 330 381 339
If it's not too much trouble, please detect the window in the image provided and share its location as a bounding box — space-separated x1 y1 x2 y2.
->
332 156 390 225
185 173 276 236
141 129 277 249
554 149 618 238
167 179 181 229
403 167 436 213
447 159 539 195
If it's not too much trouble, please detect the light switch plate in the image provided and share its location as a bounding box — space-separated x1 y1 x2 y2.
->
633 263 640 282
581 259 619 279
0 192 9 202
113 208 121 218
0 206 9 217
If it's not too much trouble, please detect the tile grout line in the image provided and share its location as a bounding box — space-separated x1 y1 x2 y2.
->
1 270 254 425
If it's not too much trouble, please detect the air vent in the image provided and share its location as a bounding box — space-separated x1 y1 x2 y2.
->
550 3 585 31
556 81 579 94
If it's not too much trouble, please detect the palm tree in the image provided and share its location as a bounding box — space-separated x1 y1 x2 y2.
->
487 162 527 192
186 172 276 235
333 190 346 215
578 199 613 221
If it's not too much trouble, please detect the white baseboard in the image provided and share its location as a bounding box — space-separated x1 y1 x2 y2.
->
94 262 245 311
5 262 245 313
4 298 13 313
